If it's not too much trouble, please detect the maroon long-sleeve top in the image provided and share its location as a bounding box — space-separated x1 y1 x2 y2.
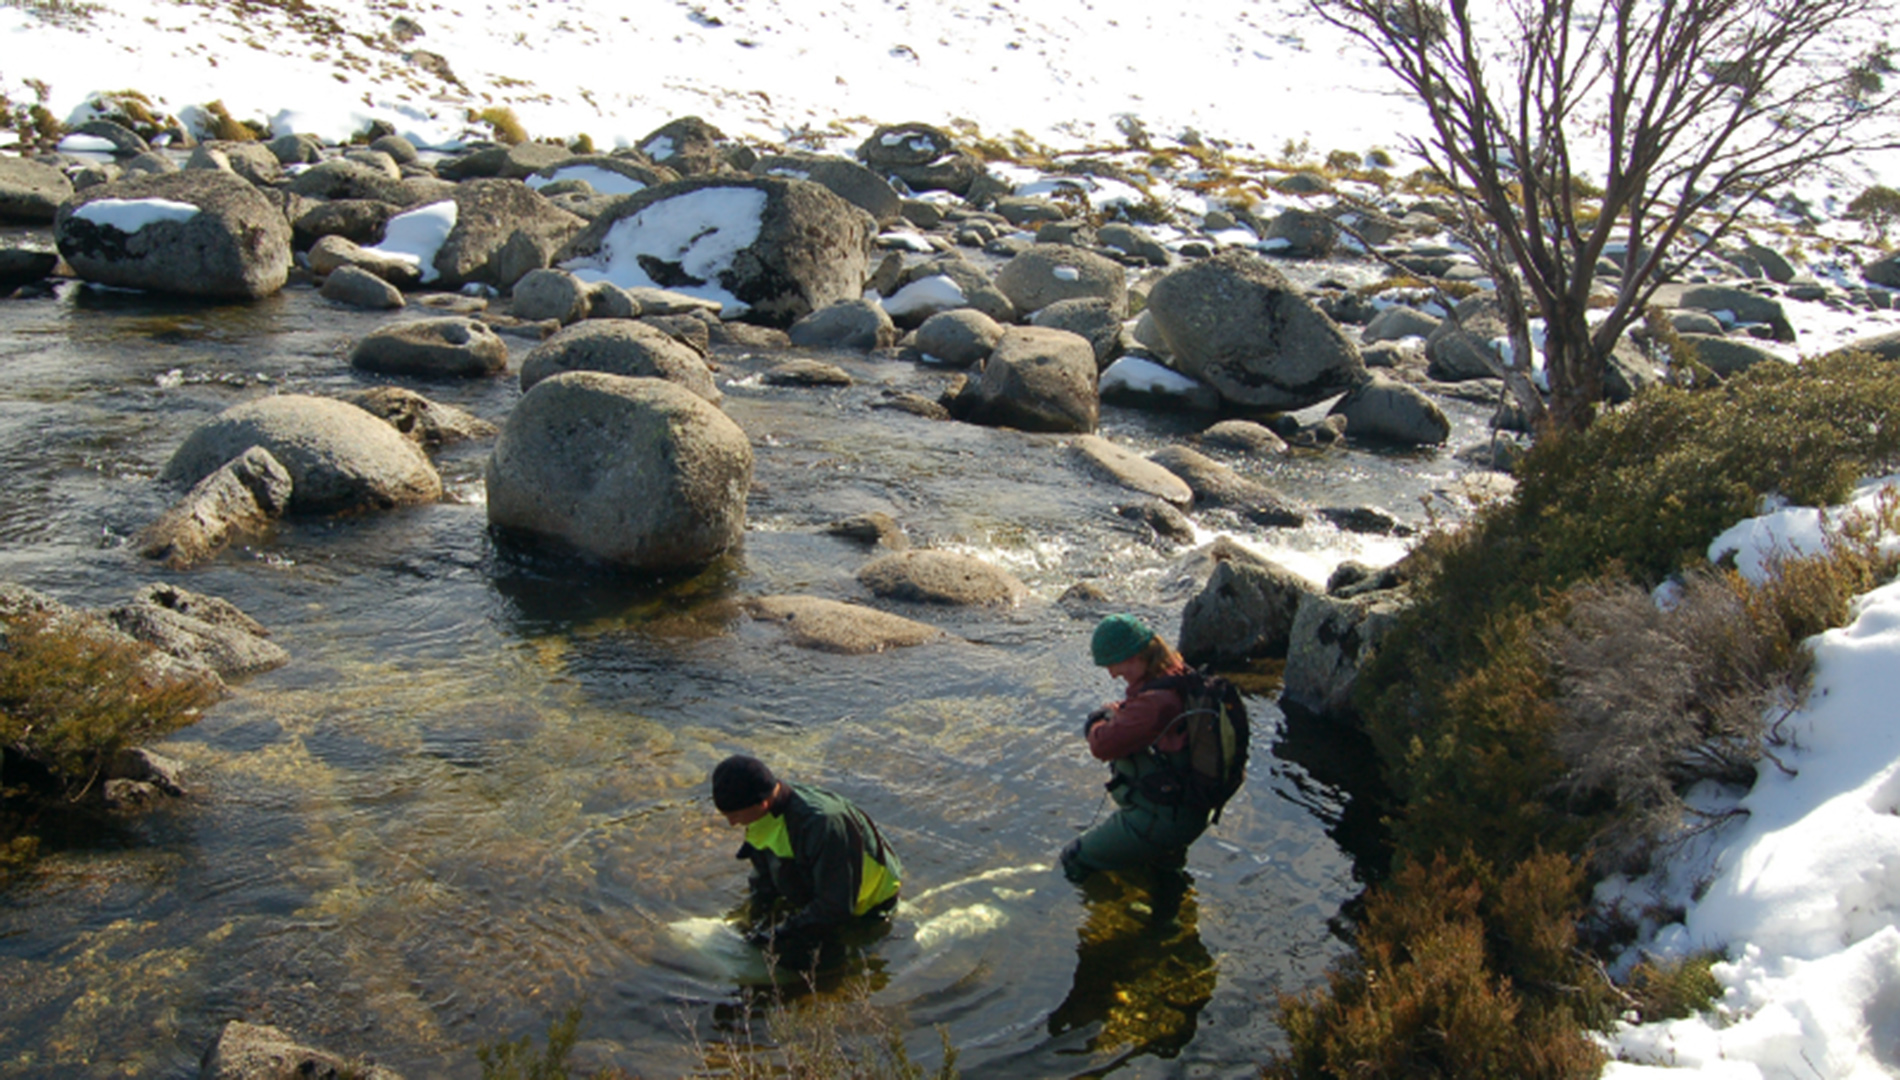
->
1085 656 1192 761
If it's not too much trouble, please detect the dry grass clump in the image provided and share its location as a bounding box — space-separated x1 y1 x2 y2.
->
474 105 529 145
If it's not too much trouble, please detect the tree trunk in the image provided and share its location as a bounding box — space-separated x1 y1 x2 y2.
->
1544 304 1603 432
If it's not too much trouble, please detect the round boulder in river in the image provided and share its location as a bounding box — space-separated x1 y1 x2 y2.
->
162 395 443 514
518 319 721 402
1144 250 1365 411
485 372 752 569
55 170 291 299
994 243 1128 318
0 156 75 223
348 316 509 377
958 326 1099 434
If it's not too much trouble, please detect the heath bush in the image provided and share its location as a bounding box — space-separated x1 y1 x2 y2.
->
0 612 217 796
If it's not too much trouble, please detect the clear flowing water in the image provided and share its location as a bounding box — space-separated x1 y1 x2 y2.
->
0 248 1496 1079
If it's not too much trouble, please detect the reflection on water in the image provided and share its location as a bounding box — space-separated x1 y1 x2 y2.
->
0 273 1497 1078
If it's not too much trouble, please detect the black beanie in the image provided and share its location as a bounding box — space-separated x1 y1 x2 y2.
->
712 754 778 812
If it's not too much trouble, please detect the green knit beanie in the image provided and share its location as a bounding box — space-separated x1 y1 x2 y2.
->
1091 613 1155 667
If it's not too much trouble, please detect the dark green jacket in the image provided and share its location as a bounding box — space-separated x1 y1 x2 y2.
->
738 782 902 941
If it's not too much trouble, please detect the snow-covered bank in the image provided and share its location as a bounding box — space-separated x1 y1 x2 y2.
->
0 0 1414 156
1599 478 1900 1078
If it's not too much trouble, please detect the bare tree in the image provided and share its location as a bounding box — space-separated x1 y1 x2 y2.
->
1313 0 1900 430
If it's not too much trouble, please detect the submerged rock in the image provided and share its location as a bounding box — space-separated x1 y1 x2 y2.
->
857 550 1028 607
200 1020 403 1080
745 595 943 653
1071 434 1192 507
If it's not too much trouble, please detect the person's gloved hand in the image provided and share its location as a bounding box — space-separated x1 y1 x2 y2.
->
1084 705 1112 736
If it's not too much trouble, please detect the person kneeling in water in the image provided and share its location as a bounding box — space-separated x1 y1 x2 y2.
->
1060 614 1212 883
711 754 903 962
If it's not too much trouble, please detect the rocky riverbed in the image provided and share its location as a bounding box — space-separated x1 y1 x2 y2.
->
3 112 1900 1078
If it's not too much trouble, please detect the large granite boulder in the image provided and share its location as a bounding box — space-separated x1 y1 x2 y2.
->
788 298 897 349
856 121 986 196
1282 587 1408 720
528 155 678 197
319 264 405 310
484 372 751 568
1679 333 1791 378
55 170 290 299
162 395 442 514
885 254 1017 326
753 152 904 227
1362 304 1441 344
1425 293 1510 382
518 319 720 401
509 266 591 324
436 142 574 181
1328 375 1451 446
287 158 413 205
0 155 75 222
1029 297 1124 368
1847 328 1900 361
184 140 283 187
1865 251 1900 290
557 175 875 328
637 115 732 177
1144 250 1365 410
1673 284 1796 342
308 234 424 288
958 326 1099 434
994 243 1128 318
423 178 588 290
1178 554 1314 666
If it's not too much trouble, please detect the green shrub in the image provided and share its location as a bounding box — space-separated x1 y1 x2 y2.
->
1624 951 1724 1022
0 612 217 797
1268 853 1606 1079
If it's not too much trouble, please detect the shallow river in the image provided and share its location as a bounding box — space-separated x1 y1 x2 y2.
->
0 254 1496 1079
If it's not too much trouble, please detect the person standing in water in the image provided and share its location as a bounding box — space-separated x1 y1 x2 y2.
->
711 754 903 961
1060 614 1213 883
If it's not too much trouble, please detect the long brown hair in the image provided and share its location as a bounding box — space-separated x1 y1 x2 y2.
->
1130 633 1184 679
